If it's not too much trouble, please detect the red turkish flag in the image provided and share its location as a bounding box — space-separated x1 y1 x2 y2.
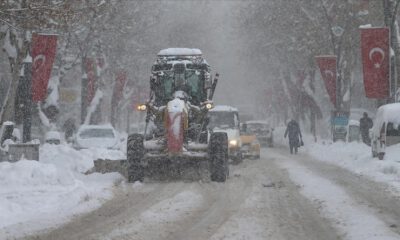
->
361 27 390 98
31 33 58 102
315 55 337 107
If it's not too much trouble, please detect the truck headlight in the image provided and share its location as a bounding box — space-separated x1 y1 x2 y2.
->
229 139 238 146
205 103 213 109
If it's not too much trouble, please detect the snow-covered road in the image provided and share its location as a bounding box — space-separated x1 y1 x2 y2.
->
13 146 400 240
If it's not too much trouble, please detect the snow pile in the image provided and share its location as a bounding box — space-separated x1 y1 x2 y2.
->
306 141 400 191
0 144 123 238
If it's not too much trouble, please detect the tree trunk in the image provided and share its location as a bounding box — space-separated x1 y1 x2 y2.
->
392 20 400 101
0 59 22 123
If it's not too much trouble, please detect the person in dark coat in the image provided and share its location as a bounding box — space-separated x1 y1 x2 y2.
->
284 119 302 154
359 112 373 145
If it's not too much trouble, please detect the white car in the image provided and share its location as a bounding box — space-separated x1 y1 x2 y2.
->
74 124 122 150
208 105 242 163
371 103 400 160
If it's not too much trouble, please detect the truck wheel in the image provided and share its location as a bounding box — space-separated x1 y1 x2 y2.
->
209 132 228 182
378 152 385 160
127 134 144 182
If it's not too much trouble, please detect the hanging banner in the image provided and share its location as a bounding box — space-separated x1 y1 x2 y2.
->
31 33 58 102
84 58 97 104
360 27 390 99
315 55 337 107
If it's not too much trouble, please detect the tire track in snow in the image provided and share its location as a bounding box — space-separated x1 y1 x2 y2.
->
273 149 400 240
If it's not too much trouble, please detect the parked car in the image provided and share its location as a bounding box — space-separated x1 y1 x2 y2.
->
240 123 260 159
208 105 242 163
45 131 62 145
73 124 122 150
371 103 400 160
245 120 274 147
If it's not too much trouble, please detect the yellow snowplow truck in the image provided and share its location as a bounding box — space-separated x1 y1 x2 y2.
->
127 48 228 182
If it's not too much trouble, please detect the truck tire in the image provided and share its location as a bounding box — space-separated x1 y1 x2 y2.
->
127 134 144 182
209 132 229 182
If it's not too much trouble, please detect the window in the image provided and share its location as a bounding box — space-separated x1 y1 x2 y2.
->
208 112 236 129
386 122 400 136
79 129 115 139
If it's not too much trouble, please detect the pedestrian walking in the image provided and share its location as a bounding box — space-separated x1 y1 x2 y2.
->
360 112 373 145
284 119 303 154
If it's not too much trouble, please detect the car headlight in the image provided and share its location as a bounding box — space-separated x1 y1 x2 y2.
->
229 139 238 146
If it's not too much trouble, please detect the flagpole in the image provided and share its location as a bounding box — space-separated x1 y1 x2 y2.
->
22 53 32 143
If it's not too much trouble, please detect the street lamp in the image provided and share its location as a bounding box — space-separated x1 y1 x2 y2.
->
22 53 32 143
331 25 344 111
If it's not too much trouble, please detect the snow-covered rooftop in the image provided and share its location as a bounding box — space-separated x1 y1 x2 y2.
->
209 105 238 112
157 48 202 56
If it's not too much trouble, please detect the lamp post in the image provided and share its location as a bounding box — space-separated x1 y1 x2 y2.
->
332 25 344 111
22 53 32 143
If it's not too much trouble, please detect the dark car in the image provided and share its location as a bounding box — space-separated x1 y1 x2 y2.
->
245 120 274 147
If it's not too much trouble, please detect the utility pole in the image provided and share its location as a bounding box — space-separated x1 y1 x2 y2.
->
22 54 32 142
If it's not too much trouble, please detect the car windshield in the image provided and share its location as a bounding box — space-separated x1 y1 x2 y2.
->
247 123 269 132
208 112 236 129
79 128 115 139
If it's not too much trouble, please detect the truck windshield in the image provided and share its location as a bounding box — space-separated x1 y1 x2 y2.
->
156 69 203 104
208 112 236 129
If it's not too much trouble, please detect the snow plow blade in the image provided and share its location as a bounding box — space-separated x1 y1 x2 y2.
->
92 159 127 177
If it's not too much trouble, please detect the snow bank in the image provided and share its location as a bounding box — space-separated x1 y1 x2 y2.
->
0 144 123 238
306 141 400 192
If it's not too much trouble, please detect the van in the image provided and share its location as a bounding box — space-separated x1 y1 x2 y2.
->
371 103 400 160
208 105 242 163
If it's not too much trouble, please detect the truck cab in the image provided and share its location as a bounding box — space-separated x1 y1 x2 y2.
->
208 105 242 163
371 103 400 160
